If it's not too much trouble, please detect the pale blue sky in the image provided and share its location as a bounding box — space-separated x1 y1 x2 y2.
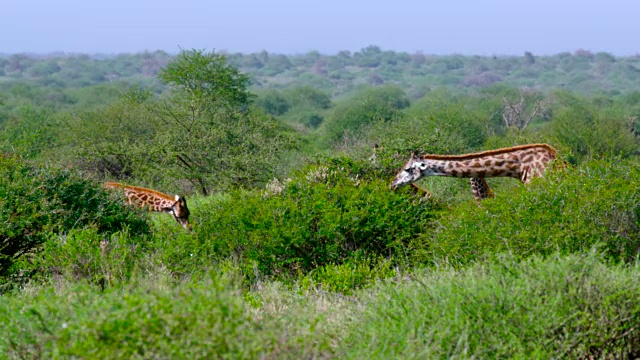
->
2 0 639 55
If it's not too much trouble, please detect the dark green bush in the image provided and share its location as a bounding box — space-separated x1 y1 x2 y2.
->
404 93 488 149
545 92 639 163
254 89 290 116
0 155 149 283
156 157 441 282
320 85 410 145
423 159 640 266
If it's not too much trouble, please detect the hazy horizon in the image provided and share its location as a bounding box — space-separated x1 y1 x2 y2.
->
3 0 639 56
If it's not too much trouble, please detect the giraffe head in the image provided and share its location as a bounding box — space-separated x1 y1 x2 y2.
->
390 153 435 189
166 194 191 230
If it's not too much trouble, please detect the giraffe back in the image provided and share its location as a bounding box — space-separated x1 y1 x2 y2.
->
104 182 191 229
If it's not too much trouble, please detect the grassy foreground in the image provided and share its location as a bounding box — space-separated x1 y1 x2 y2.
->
1 252 639 359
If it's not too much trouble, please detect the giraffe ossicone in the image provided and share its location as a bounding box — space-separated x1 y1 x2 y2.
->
104 182 191 229
390 144 558 201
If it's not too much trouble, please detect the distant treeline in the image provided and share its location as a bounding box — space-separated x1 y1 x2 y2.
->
2 46 640 97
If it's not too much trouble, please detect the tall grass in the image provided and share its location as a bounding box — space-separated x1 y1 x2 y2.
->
341 252 640 359
2 253 638 359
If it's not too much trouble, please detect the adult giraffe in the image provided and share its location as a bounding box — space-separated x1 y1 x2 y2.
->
390 144 558 201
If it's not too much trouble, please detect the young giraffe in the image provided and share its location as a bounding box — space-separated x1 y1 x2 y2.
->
104 182 191 229
390 144 558 201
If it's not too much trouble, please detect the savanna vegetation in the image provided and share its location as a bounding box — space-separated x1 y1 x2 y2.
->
1 47 639 358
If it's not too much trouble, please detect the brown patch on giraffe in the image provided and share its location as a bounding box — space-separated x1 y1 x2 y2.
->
522 155 534 163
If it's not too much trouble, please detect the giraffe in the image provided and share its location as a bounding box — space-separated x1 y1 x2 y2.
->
390 144 558 201
369 143 434 198
104 182 191 229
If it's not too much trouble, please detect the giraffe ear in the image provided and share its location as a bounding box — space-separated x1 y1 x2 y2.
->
175 195 180 201
417 162 428 171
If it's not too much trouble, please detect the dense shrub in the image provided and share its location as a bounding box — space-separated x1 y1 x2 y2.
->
0 155 149 283
28 228 145 288
301 254 395 294
546 92 639 163
405 93 489 148
155 157 442 282
423 159 640 266
320 85 410 145
254 89 290 116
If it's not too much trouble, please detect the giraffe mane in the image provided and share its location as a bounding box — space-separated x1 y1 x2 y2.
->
417 143 557 161
104 182 177 202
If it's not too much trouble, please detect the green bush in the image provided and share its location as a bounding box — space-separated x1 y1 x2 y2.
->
405 93 488 149
254 89 290 116
0 155 149 283
342 252 640 358
423 159 640 267
155 157 441 282
28 228 145 288
546 92 639 163
301 255 395 295
320 85 410 145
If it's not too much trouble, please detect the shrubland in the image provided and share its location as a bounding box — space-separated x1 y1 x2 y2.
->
0 155 149 289
1 48 639 358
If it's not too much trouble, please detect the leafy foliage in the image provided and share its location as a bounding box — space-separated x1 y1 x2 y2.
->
0 156 149 284
152 49 297 195
545 91 639 163
158 49 252 111
155 157 441 282
425 159 640 266
320 85 410 145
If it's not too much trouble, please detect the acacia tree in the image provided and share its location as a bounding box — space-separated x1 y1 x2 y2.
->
501 88 547 131
155 49 296 195
158 49 252 114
